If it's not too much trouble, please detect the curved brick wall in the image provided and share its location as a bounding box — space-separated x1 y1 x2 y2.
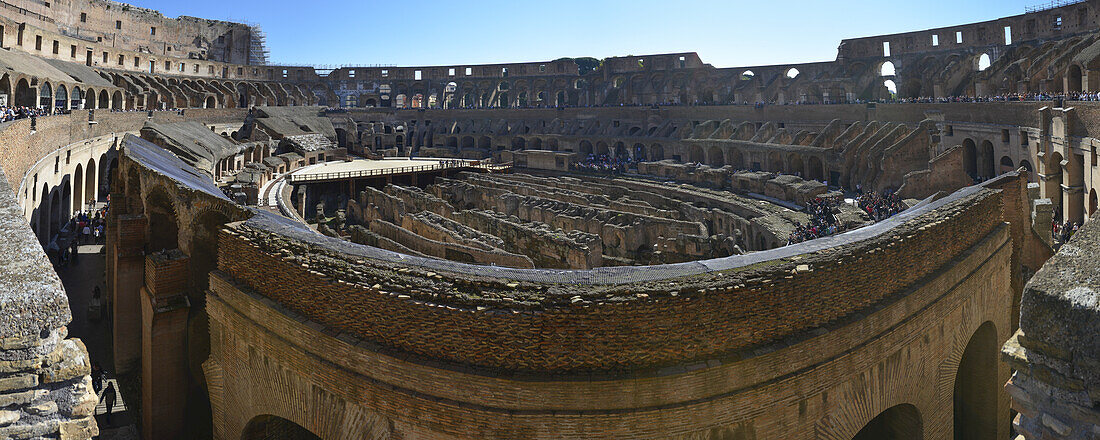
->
217 182 1004 373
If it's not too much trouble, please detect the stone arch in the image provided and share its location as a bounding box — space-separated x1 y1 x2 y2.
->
650 143 664 161
788 153 804 176
633 143 646 161
112 91 123 110
707 145 724 168
953 321 997 440
72 164 83 212
84 88 96 109
70 86 83 110
59 179 71 234
240 415 321 440
808 156 825 181
962 139 977 178
853 403 923 440
1090 188 1097 217
531 138 544 150
727 148 744 169
205 96 217 108
38 184 50 245
85 158 97 204
613 141 627 160
477 136 491 150
596 141 610 157
1068 64 1083 93
144 187 180 252
460 136 474 149
1000 156 1014 174
1046 152 1064 213
98 90 110 110
55 84 68 110
1020 159 1033 173
769 151 785 172
15 78 35 107
579 140 593 156
688 144 704 163
511 137 526 150
48 187 60 240
979 140 995 179
38 82 51 110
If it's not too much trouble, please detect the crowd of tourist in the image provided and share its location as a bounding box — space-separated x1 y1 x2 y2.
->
572 154 636 174
0 105 54 123
856 189 906 222
1053 219 1080 246
787 197 844 245
331 90 1100 112
46 204 108 267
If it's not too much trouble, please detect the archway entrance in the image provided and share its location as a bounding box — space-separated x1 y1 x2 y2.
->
963 139 977 178
853 404 923 440
241 415 320 440
953 321 998 440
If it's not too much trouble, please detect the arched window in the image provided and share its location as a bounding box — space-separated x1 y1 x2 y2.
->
977 54 991 71
741 70 755 80
884 80 898 95
785 68 799 79
881 61 896 76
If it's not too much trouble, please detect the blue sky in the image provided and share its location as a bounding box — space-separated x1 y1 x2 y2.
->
134 0 1038 68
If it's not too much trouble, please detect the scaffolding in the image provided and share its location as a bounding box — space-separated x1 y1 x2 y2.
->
1025 0 1087 13
247 24 269 66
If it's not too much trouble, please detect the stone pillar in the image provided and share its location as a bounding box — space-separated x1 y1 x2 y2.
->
1033 198 1054 248
111 214 147 373
140 250 190 440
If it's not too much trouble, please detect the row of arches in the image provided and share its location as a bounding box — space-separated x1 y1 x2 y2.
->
29 153 116 246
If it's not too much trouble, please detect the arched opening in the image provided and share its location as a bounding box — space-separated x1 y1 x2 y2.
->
15 78 34 107
112 91 123 110
596 141 610 157
740 70 755 81
460 136 474 150
84 88 96 109
48 189 60 240
241 415 320 440
59 180 71 233
884 80 898 97
1068 64 1083 93
728 148 744 169
881 61 896 76
478 136 491 150
55 84 68 111
633 143 646 161
1020 159 1033 173
85 158 96 204
688 145 704 163
555 90 566 107
788 153 804 176
769 151 785 172
38 185 49 245
808 156 825 181
511 137 526 151
977 53 992 72
785 68 799 79
579 140 593 156
1047 152 1064 215
39 82 52 110
145 189 179 252
613 142 628 160
98 90 109 110
334 128 348 148
72 165 83 212
953 321 998 440
205 96 216 108
853 404 923 440
963 139 978 178
707 146 724 168
979 140 995 178
1000 156 1014 174
71 86 83 109
1090 189 1097 217
650 143 664 161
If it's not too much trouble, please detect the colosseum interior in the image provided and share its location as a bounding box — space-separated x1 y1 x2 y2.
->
0 0 1098 439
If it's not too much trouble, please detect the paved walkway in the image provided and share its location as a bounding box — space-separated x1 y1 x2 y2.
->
55 243 139 439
